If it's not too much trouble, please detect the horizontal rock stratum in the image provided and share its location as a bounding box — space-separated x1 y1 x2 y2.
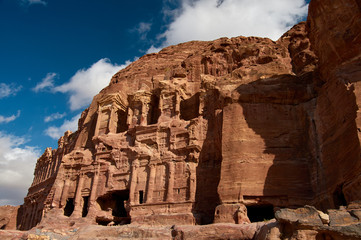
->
2 0 361 239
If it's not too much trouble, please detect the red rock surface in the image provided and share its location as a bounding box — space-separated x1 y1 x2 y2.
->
0 205 21 230
307 0 361 208
6 0 361 239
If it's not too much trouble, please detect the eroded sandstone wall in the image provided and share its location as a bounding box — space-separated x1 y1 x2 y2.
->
308 0 361 209
217 23 318 215
17 0 361 230
0 205 21 230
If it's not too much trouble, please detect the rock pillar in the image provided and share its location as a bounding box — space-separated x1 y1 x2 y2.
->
29 203 37 229
72 174 85 217
60 177 71 207
145 163 156 203
188 162 197 201
175 92 180 117
129 159 139 205
51 178 65 208
45 162 51 179
140 103 148 126
159 95 163 112
88 165 100 215
108 106 117 133
166 161 175 202
127 108 133 127
94 108 102 137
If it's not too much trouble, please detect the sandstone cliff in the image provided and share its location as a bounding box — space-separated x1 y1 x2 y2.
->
8 0 361 239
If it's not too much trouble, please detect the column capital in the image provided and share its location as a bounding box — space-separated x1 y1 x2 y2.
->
132 159 140 168
148 162 157 168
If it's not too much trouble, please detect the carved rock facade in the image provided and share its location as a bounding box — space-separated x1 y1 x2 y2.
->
18 0 361 231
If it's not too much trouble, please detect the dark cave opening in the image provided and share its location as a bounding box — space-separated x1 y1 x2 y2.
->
64 198 75 217
246 204 275 222
333 184 347 208
139 190 144 204
316 232 334 240
96 218 111 226
117 109 128 133
82 196 89 217
96 190 129 218
180 93 200 121
149 95 160 125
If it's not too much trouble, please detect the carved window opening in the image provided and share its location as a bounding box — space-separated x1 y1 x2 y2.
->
82 196 89 217
246 205 274 222
316 233 333 240
113 190 129 218
116 109 128 133
333 184 347 208
98 110 110 135
64 198 75 217
88 113 98 143
0 224 5 230
96 190 129 218
139 191 144 204
96 219 111 226
149 95 160 125
180 93 200 120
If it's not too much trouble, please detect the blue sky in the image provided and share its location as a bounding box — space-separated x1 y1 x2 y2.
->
0 0 310 205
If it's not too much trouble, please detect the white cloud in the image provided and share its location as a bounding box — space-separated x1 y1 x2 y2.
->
0 132 40 205
153 0 308 50
54 58 129 111
22 0 47 6
133 22 152 40
0 110 21 124
0 83 22 99
32 72 57 92
44 112 66 123
44 113 80 140
146 45 162 54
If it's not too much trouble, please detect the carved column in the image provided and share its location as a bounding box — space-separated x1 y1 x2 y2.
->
36 170 40 184
94 108 102 137
140 102 147 126
45 161 51 179
106 168 112 188
108 106 117 133
145 163 156 203
22 206 30 230
33 172 38 186
199 91 206 115
29 202 37 229
127 108 133 127
60 177 71 207
51 178 65 208
159 94 163 112
46 158 53 179
40 166 45 182
88 165 100 215
188 163 197 201
175 92 180 117
166 161 175 202
39 167 43 182
129 159 139 205
72 174 85 217
40 166 44 182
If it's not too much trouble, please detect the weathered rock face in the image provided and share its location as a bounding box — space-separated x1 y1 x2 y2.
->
15 0 361 234
259 204 361 240
307 0 361 209
0 206 21 230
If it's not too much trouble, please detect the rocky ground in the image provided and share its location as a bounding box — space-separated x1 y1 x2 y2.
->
2 204 361 239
